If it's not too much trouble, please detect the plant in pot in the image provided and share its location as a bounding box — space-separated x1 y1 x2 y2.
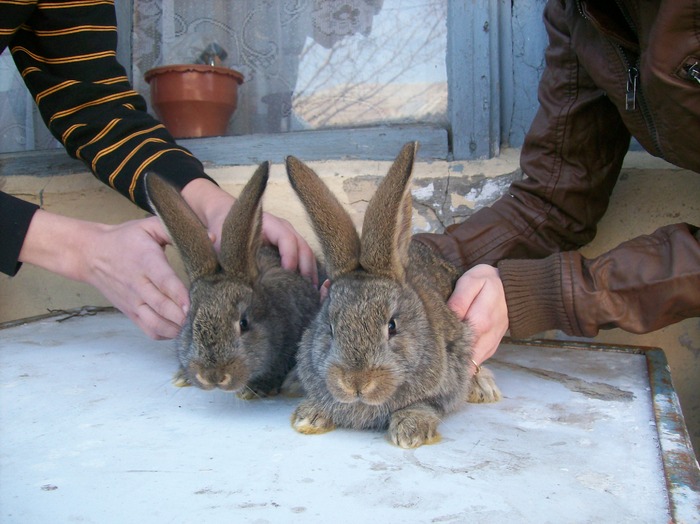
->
145 43 244 139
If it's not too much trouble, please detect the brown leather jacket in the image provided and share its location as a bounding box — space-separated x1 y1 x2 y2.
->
416 0 700 338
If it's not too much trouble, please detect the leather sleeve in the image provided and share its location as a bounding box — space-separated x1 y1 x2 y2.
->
415 0 631 271
7 1 214 211
499 224 700 338
415 0 700 338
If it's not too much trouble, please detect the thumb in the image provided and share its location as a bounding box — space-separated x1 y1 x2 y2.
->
447 274 483 321
142 216 173 246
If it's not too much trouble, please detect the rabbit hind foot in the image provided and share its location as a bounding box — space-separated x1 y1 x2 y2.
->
467 366 502 404
291 401 336 435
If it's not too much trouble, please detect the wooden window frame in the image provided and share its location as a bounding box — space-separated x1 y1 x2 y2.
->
1 0 548 176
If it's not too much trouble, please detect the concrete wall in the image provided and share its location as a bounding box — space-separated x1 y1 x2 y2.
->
2 149 698 456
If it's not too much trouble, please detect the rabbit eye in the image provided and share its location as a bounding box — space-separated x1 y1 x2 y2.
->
388 318 397 337
329 323 334 338
239 315 249 332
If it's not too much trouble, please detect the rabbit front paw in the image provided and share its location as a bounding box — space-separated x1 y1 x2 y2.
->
291 401 336 435
236 380 281 400
467 366 502 403
172 368 192 388
389 406 441 449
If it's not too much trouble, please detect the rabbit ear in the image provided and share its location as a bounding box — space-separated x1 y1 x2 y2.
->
286 156 360 279
360 142 418 281
145 172 219 281
219 161 269 283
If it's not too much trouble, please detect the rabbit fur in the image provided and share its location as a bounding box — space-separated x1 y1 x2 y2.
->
285 142 501 448
145 163 320 399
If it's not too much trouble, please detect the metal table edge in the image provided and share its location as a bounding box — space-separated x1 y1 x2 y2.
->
503 337 700 523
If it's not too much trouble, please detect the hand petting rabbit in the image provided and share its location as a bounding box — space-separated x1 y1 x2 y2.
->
145 163 320 399
285 142 501 448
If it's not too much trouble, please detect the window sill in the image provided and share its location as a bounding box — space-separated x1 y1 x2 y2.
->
0 125 448 178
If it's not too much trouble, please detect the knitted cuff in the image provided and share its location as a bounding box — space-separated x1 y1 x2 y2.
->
497 254 572 338
135 152 215 212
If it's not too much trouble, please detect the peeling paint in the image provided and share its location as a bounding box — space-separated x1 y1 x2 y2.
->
410 169 521 232
411 183 435 201
464 176 514 204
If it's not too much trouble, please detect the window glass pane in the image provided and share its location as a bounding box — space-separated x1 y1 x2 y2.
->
294 0 448 131
132 0 447 137
0 50 61 154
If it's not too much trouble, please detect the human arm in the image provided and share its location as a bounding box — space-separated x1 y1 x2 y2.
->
446 265 508 372
2 179 316 340
447 223 700 370
497 223 700 339
414 0 631 364
7 1 316 280
178 178 318 284
16 207 188 340
1 2 316 340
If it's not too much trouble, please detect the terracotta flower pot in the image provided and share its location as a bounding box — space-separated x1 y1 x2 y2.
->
145 64 244 139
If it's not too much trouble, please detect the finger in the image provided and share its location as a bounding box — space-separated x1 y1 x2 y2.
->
140 277 188 329
447 274 484 321
469 327 501 366
142 216 172 245
296 242 319 285
277 234 300 273
132 302 182 340
319 279 331 303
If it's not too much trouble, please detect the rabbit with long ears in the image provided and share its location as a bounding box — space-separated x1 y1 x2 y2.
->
145 163 320 398
285 142 500 448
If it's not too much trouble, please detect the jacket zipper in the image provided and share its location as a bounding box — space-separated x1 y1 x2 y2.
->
616 46 639 113
617 45 663 155
576 1 663 156
626 65 638 111
685 61 700 85
576 1 641 110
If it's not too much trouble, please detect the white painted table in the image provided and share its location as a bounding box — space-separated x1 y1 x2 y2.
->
1 310 698 523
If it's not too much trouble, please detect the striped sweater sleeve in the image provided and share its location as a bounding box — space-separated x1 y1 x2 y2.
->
4 0 214 210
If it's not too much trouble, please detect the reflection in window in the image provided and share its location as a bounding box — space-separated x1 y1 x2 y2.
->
0 51 61 154
132 0 447 136
0 1 447 153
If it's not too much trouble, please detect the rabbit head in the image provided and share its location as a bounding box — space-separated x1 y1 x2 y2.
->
145 163 308 396
286 143 474 432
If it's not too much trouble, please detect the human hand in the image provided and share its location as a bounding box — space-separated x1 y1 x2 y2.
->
20 211 188 340
447 264 508 372
319 278 331 302
181 178 318 285
262 212 318 286
81 216 189 340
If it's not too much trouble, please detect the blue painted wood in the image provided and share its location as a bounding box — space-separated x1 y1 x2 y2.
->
507 0 547 147
1 2 549 169
645 346 700 521
0 125 448 178
449 0 547 158
180 125 448 165
448 0 500 160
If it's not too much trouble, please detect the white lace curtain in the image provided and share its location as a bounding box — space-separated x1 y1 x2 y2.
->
0 0 447 152
135 0 376 135
0 51 61 153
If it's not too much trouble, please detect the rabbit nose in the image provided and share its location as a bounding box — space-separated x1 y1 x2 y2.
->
217 373 233 388
194 370 235 390
327 365 397 405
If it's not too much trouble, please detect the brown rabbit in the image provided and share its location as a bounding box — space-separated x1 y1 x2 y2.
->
145 163 319 399
285 142 501 448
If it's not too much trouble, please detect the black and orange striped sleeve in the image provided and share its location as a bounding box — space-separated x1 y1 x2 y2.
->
5 0 214 210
